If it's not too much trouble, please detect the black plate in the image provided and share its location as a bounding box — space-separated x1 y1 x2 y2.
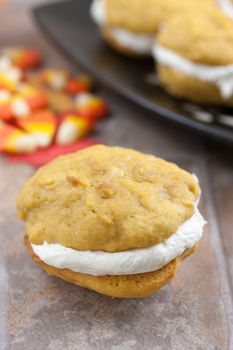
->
34 0 233 145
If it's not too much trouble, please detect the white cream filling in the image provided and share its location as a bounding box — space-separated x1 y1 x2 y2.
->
31 205 206 276
152 45 233 100
90 0 106 25
109 28 155 54
90 0 154 54
217 0 233 18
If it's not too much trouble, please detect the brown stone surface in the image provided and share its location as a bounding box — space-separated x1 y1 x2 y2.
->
0 2 233 349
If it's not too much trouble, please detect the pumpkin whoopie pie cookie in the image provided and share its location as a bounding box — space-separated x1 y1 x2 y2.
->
17 145 206 298
152 9 233 105
90 0 213 57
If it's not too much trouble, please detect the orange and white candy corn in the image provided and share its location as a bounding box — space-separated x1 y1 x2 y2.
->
16 83 47 111
16 110 56 148
0 55 11 70
0 121 37 154
0 89 12 121
0 83 47 119
11 96 31 118
66 74 92 95
11 84 46 118
0 62 22 91
1 47 41 70
0 89 11 100
40 69 69 90
56 114 92 145
74 92 109 121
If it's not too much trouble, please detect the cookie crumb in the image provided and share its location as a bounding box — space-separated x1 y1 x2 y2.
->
67 176 89 187
97 183 115 199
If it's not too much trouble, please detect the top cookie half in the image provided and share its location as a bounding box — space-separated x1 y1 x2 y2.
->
17 145 200 252
156 8 233 65
103 0 215 34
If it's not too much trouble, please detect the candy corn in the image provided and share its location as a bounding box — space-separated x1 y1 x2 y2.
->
36 89 74 113
11 96 31 118
56 114 92 145
0 89 12 121
16 110 56 148
40 69 69 90
74 92 109 121
3 84 48 119
16 83 47 111
66 74 92 95
0 65 22 91
8 139 100 167
0 55 11 70
0 46 110 160
0 53 23 91
1 47 41 70
0 121 37 153
0 89 11 100
0 95 34 120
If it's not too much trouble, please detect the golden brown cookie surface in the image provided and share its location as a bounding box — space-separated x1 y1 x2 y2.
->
157 10 233 65
105 0 214 34
17 145 199 252
24 234 197 298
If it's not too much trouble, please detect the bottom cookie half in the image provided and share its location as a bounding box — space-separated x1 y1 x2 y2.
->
25 234 197 298
158 65 233 106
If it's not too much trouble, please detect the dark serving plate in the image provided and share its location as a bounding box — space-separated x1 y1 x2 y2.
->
34 0 233 145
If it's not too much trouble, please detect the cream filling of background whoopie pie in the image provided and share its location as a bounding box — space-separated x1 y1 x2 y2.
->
217 0 233 19
31 203 205 276
90 0 155 54
152 45 233 100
